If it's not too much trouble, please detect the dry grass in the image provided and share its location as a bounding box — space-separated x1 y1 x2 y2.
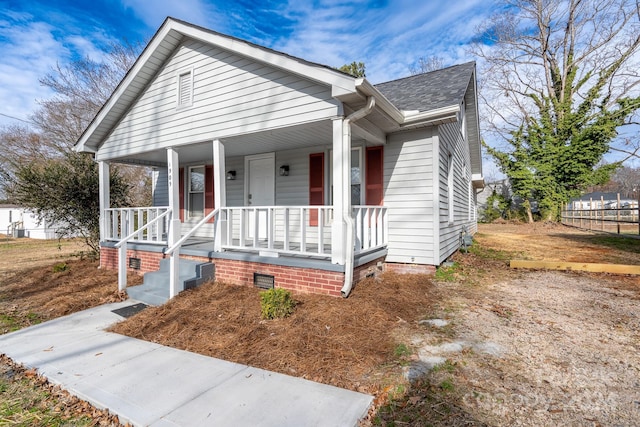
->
0 236 88 280
0 355 126 426
0 259 139 334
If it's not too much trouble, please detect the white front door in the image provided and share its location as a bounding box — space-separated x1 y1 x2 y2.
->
245 153 275 239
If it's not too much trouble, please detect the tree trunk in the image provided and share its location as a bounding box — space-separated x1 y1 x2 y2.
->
527 206 534 223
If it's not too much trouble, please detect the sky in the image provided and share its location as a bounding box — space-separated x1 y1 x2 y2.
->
0 0 498 128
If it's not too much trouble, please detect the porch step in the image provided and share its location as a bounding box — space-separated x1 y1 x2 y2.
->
126 258 215 306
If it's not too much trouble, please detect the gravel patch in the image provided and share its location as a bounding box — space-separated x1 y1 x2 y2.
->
441 271 640 426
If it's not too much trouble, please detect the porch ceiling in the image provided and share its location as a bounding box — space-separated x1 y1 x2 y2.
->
115 117 385 166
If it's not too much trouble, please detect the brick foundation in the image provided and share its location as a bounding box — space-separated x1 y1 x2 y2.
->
100 247 163 274
384 262 436 275
100 247 434 297
210 258 345 297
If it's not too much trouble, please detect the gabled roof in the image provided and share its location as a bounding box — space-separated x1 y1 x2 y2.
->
76 17 362 152
75 17 479 162
374 62 475 112
572 192 631 201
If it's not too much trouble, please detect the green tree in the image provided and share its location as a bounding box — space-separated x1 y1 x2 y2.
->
474 0 640 221
11 151 130 253
338 61 366 78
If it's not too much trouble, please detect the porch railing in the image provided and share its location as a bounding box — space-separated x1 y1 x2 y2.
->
217 205 388 257
113 207 172 291
219 206 334 257
105 207 171 244
353 206 388 254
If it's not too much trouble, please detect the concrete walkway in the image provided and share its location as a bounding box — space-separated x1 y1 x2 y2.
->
0 301 373 426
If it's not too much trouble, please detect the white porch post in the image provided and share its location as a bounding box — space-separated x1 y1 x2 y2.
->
98 161 110 242
167 148 181 298
331 117 349 265
100 160 124 290
213 139 226 252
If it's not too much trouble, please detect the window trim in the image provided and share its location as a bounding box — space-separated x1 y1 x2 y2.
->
448 152 454 224
176 67 194 109
328 146 364 206
460 99 467 140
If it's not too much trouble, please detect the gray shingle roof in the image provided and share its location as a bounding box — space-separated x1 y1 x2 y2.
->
375 61 475 112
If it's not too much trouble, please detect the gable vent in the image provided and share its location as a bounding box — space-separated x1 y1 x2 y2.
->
178 71 192 107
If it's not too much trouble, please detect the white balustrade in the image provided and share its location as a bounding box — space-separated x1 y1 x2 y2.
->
105 207 171 244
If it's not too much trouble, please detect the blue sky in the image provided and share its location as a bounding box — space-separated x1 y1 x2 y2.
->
0 0 497 128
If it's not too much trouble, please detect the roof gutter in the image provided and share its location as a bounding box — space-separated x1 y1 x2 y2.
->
341 96 376 298
401 104 460 127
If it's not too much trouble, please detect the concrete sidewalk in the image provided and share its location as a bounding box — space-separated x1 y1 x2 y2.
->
0 301 373 426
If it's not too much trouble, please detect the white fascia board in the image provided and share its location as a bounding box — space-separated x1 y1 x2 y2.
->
171 20 357 93
401 105 460 127
76 22 180 153
355 79 405 123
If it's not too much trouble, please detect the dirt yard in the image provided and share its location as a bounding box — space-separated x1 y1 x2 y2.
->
372 223 640 426
1 223 639 426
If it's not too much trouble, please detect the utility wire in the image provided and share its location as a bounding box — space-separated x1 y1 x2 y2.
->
0 112 31 124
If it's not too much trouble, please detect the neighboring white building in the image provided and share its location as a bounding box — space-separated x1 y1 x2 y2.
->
569 192 638 210
0 205 59 239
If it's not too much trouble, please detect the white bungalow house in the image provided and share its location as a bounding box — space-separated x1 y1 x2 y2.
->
0 205 60 239
76 17 484 303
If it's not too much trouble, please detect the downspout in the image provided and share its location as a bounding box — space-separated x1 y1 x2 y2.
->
341 96 376 298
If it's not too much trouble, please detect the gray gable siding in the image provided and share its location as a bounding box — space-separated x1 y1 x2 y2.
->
95 39 340 161
438 121 476 263
384 128 437 265
152 168 169 206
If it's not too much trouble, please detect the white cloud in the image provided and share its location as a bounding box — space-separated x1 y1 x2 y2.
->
0 15 65 127
120 0 218 30
265 0 496 83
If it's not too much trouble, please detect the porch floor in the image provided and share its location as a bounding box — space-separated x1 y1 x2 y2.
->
185 238 332 258
104 239 387 273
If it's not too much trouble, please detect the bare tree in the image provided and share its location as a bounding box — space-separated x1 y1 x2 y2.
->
33 41 141 148
612 165 640 197
0 41 153 206
472 0 640 220
0 41 153 247
409 56 445 74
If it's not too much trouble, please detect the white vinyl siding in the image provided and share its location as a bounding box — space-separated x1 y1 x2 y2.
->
220 146 330 247
438 121 476 263
383 128 437 265
96 39 339 161
223 146 324 208
152 168 169 206
447 152 454 223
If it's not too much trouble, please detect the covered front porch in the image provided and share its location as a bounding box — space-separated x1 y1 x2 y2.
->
97 108 390 299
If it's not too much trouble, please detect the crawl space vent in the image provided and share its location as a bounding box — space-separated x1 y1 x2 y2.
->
253 273 275 290
128 257 141 270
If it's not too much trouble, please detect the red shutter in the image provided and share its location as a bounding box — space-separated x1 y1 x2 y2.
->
178 168 185 221
309 153 324 226
366 146 383 206
205 165 215 223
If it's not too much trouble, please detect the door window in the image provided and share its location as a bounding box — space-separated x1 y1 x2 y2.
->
329 147 363 205
189 166 205 218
